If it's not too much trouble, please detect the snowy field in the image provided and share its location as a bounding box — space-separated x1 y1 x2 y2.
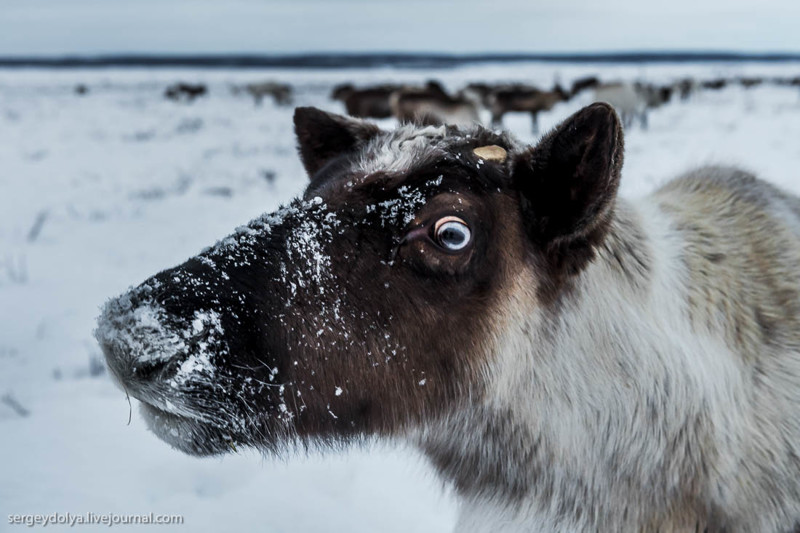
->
2 61 800 532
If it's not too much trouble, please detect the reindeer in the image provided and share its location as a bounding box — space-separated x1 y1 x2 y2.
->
331 83 400 119
675 77 697 101
390 81 481 127
570 75 600 97
164 82 207 103
234 82 292 106
462 82 495 104
637 82 674 117
739 77 765 89
487 84 570 134
97 103 800 532
701 78 729 91
594 82 652 129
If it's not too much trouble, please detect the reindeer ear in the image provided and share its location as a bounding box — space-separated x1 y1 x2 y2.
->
511 103 624 274
293 107 381 177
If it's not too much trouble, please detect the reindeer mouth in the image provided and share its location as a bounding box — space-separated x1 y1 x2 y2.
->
105 356 244 457
137 399 237 456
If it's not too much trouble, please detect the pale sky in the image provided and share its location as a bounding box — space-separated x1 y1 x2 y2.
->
1 0 799 56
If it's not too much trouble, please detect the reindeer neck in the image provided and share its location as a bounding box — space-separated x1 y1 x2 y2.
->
418 198 722 530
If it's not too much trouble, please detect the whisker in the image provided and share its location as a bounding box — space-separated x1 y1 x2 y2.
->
123 385 132 426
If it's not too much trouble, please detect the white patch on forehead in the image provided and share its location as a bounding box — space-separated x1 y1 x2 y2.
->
356 124 448 175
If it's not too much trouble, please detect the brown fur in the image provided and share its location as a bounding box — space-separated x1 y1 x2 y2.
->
98 103 624 457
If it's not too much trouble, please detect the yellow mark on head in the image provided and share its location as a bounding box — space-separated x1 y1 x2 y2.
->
473 145 507 162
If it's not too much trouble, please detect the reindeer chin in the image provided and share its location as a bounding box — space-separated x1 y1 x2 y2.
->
139 402 236 457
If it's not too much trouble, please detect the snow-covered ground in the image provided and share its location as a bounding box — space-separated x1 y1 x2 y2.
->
2 61 800 532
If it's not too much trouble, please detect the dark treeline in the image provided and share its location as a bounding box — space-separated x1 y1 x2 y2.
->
3 52 800 69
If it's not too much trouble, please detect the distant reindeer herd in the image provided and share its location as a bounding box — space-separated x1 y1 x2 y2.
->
73 73 800 132
329 74 800 132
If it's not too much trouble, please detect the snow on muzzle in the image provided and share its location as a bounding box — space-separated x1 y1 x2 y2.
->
95 197 337 455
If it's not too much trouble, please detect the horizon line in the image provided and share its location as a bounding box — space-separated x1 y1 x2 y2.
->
3 50 800 69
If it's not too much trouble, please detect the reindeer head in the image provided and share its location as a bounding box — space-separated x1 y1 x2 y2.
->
97 103 623 456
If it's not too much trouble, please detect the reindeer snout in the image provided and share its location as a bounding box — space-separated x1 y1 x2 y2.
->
96 286 190 391
95 254 262 402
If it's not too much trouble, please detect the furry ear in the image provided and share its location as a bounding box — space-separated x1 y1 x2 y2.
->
512 103 624 275
293 107 381 178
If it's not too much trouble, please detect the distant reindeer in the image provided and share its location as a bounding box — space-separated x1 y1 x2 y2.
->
487 84 570 134
98 103 800 532
776 76 800 100
462 82 495 104
739 77 765 89
637 82 674 110
701 78 728 91
164 83 207 103
331 83 400 119
234 82 292 106
594 82 646 128
773 76 800 102
593 81 670 130
570 75 600 97
675 77 698 101
390 81 481 127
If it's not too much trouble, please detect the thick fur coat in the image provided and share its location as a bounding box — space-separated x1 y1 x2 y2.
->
98 104 800 532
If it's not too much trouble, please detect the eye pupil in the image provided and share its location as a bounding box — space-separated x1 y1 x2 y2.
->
441 226 465 246
434 217 471 251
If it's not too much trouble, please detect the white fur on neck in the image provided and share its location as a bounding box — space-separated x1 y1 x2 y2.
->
436 197 780 531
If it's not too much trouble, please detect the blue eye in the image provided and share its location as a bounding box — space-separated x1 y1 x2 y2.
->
434 216 471 251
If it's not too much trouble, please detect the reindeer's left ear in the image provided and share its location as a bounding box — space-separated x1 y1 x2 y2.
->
293 107 381 178
511 103 624 274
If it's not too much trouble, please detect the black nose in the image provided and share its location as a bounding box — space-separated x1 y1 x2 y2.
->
96 257 244 398
96 214 289 395
95 276 197 389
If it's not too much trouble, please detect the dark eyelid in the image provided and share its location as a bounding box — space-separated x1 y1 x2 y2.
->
403 226 430 244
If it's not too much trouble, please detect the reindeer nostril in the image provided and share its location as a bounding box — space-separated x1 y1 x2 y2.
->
98 293 189 386
130 358 173 381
